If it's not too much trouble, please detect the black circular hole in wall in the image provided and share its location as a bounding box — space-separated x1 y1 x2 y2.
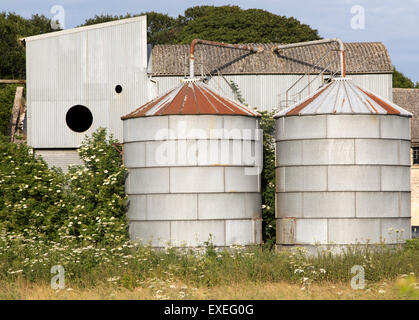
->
115 85 122 94
66 105 93 133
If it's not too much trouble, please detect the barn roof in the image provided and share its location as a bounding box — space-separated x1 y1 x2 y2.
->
149 42 392 76
393 88 419 144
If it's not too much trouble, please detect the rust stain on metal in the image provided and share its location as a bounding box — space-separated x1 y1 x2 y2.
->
158 85 189 115
357 86 401 115
121 86 177 120
365 99 378 113
121 81 260 119
194 83 218 114
276 77 411 118
272 38 346 78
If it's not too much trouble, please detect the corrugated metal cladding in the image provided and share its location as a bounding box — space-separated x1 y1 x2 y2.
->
25 16 148 148
148 73 393 113
274 78 412 254
34 149 83 173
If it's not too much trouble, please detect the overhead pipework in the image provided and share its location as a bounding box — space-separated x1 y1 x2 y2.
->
189 39 264 79
272 38 346 78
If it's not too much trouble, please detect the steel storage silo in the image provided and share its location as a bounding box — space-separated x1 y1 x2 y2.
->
121 79 262 247
274 77 412 253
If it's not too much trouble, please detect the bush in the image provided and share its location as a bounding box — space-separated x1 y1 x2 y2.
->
259 111 276 247
405 238 419 251
0 128 128 244
62 128 128 245
0 134 66 239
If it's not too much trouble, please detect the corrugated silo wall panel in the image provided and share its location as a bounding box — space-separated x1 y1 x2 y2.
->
124 115 263 248
150 74 392 113
26 17 148 149
275 114 411 252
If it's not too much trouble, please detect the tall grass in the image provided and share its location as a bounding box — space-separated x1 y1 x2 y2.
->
1 231 418 293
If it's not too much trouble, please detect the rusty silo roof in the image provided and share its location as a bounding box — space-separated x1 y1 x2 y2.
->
274 77 412 118
121 80 260 119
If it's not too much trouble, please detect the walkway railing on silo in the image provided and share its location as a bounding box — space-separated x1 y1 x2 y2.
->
273 38 346 109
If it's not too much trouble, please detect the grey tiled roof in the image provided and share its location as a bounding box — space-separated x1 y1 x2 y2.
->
150 42 392 76
393 88 419 144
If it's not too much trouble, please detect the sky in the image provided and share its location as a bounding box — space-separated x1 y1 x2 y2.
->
2 0 419 82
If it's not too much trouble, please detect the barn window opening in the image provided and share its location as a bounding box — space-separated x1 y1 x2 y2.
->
413 147 419 165
115 85 123 94
66 105 93 133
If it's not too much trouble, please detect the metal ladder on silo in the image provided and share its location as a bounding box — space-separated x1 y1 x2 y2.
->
277 49 341 110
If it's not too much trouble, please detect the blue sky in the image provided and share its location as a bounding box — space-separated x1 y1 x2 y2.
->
3 0 419 82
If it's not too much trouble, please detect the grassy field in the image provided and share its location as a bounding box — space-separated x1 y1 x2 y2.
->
0 279 414 300
0 233 418 300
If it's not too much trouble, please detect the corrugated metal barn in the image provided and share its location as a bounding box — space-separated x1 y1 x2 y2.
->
148 42 394 111
23 16 148 169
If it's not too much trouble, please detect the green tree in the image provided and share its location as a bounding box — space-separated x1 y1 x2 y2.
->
393 67 418 88
175 5 321 44
145 11 182 45
80 6 320 45
80 12 179 44
81 14 123 26
0 12 57 79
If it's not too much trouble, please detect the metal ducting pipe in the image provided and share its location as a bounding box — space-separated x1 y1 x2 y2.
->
189 39 264 78
272 38 346 78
